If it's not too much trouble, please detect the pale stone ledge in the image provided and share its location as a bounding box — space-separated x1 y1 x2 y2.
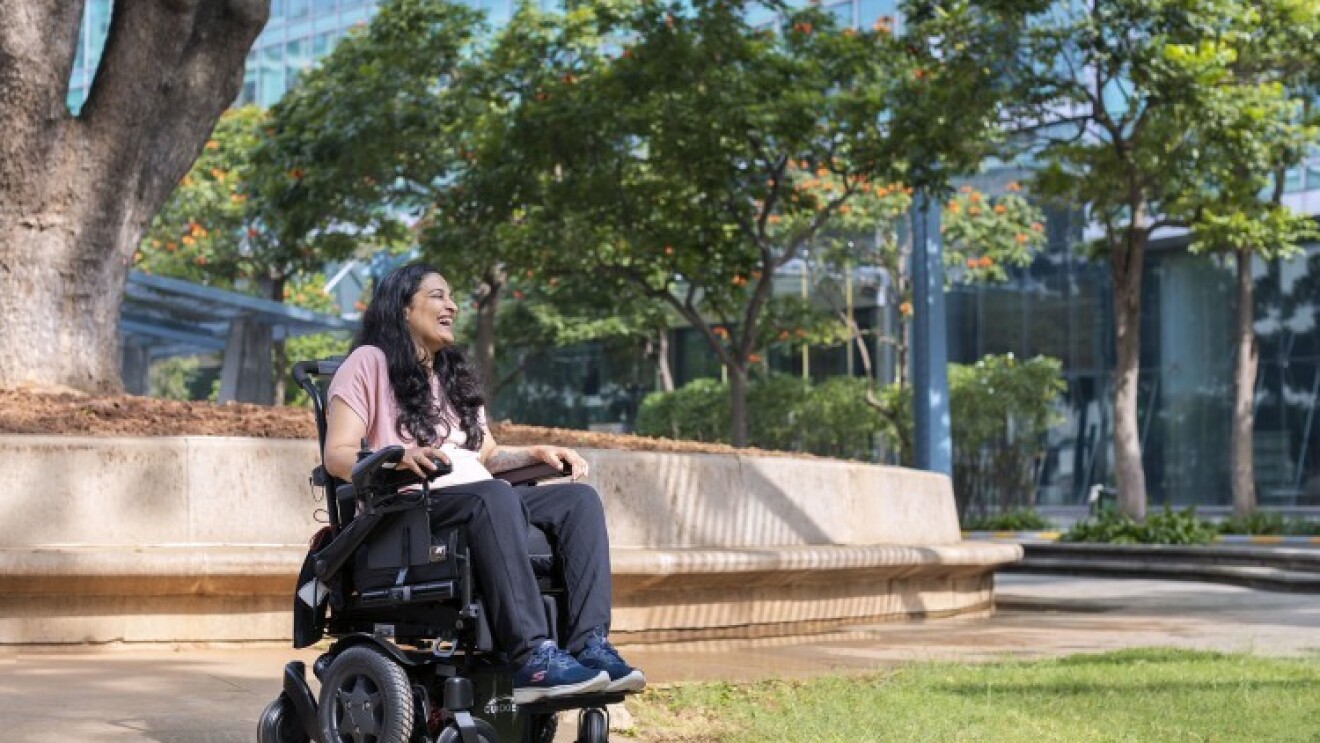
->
0 436 1019 645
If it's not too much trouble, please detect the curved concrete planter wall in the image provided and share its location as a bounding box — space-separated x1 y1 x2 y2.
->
0 436 1021 645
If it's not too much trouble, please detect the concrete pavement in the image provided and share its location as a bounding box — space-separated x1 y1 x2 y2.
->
2 573 1317 742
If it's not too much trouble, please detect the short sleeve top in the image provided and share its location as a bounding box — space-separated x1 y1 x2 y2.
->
326 345 493 488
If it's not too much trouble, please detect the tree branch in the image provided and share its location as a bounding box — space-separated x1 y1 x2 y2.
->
82 0 269 229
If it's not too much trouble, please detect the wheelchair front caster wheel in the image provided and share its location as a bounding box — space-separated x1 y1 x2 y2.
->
577 708 608 743
318 646 415 743
258 694 309 743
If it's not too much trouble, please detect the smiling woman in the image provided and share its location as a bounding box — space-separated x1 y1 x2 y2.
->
319 261 644 703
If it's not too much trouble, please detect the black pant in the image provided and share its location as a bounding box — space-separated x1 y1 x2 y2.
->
426 478 612 663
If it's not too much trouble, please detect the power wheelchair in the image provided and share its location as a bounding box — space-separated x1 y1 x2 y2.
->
257 358 628 743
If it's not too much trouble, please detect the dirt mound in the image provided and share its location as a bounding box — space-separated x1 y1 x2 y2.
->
0 389 799 457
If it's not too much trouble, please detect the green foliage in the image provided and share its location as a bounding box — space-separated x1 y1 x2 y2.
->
249 0 482 267
1062 506 1217 545
635 378 729 443
138 106 266 286
635 374 883 460
961 509 1054 532
149 356 210 401
1216 512 1320 536
875 354 1066 516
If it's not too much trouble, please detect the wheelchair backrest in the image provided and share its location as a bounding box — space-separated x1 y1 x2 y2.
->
291 357 349 530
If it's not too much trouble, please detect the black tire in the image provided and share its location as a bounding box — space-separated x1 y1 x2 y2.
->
318 646 415 743
258 694 309 743
433 718 498 743
578 708 608 743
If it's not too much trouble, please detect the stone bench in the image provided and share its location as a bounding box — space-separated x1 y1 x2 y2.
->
0 437 1021 645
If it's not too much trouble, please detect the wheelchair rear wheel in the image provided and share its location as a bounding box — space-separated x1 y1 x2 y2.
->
577 708 608 743
318 646 415 743
258 694 309 743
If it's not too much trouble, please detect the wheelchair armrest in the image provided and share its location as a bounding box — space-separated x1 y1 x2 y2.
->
492 461 572 487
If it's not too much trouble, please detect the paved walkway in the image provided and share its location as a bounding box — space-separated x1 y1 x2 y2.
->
2 574 1317 742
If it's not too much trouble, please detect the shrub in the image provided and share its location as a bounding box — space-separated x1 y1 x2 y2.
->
1216 512 1320 536
635 374 885 458
1062 506 1216 545
962 509 1054 532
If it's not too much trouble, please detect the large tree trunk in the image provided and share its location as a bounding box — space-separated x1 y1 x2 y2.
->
1231 248 1258 517
729 363 749 448
1110 226 1149 520
0 1 268 392
473 266 505 403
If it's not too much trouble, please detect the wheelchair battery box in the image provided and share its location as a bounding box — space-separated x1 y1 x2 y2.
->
354 508 463 594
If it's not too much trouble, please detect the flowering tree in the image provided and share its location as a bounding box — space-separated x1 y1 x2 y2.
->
507 0 1039 446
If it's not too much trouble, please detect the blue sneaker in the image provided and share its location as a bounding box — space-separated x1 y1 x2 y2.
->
513 641 609 703
576 628 646 692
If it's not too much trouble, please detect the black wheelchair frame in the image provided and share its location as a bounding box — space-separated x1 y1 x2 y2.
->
257 358 626 743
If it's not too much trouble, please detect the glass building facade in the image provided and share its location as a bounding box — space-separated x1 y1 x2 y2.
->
71 1 1320 509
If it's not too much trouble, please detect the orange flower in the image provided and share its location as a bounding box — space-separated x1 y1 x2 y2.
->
793 21 813 34
663 245 674 255
979 256 994 269
166 242 177 251
713 327 729 338
966 257 978 269
181 176 193 187
210 168 226 181
133 251 143 263
1031 222 1044 232
993 204 1006 214
748 353 763 363
838 204 852 215
1007 181 1021 192
959 185 973 193
181 236 195 246
195 256 208 266
288 168 305 181
1015 233 1028 243
899 301 913 317
967 206 980 216
872 16 892 33
205 140 219 150
767 214 782 225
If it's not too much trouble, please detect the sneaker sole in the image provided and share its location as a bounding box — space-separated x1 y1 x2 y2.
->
605 670 647 693
513 671 610 704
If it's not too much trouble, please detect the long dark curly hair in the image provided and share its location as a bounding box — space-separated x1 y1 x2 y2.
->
352 262 486 450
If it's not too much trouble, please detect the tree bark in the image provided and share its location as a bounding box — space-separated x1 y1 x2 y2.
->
1230 248 1258 517
267 273 288 405
473 266 505 403
1110 225 1149 520
729 363 749 448
0 0 268 392
655 329 674 392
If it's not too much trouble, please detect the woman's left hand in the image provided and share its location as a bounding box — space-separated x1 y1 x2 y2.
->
529 445 589 481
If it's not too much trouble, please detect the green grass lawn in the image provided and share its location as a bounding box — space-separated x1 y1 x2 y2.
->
623 648 1320 742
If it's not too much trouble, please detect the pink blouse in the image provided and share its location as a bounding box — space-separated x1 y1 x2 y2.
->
326 345 493 488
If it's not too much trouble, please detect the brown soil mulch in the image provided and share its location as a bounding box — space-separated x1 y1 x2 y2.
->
0 388 801 457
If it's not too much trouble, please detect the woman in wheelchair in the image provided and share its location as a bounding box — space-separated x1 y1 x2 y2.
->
322 261 644 704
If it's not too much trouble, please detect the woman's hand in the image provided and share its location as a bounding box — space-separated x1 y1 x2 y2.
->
399 445 452 479
528 445 589 481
